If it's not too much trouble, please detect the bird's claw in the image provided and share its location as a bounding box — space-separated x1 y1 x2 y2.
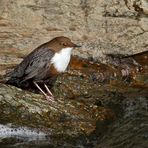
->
46 95 55 102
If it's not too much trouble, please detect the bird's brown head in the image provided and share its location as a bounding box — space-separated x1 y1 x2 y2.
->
48 36 81 52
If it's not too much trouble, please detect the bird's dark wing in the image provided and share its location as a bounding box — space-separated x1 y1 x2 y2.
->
9 44 55 82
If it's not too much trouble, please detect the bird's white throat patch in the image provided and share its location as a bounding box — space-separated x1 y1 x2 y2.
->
51 47 72 72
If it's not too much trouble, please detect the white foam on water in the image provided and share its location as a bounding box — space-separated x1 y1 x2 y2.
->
0 124 49 141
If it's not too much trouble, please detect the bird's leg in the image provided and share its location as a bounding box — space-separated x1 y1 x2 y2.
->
44 84 53 97
33 82 54 102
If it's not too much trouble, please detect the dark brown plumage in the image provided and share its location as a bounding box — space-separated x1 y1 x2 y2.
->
6 36 80 100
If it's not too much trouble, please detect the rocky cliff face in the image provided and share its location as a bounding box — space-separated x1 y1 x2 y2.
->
0 0 148 61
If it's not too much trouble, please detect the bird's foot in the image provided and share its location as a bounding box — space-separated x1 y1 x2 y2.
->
44 84 53 96
34 82 55 102
44 84 55 102
45 95 55 102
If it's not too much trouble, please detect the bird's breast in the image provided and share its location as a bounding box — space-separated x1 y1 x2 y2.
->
51 47 72 72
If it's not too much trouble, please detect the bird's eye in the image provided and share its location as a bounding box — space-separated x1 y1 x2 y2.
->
62 43 67 46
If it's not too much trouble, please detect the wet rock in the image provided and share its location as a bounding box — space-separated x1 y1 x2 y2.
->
95 94 148 148
0 50 148 147
0 82 116 147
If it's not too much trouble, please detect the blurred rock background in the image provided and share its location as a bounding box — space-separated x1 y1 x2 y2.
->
0 0 147 62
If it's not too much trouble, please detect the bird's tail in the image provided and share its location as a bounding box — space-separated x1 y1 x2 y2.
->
6 77 30 89
6 77 21 87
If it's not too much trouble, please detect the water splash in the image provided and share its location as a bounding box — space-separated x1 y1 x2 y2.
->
0 124 49 141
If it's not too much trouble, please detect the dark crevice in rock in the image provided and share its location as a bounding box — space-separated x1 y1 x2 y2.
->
133 0 144 16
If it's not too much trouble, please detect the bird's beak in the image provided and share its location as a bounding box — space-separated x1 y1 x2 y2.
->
73 44 81 48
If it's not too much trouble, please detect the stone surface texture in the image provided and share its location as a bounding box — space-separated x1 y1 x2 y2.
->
0 0 147 62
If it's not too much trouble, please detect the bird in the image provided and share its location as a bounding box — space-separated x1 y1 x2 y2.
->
6 36 81 101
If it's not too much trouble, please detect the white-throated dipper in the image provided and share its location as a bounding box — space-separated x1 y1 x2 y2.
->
6 36 81 101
